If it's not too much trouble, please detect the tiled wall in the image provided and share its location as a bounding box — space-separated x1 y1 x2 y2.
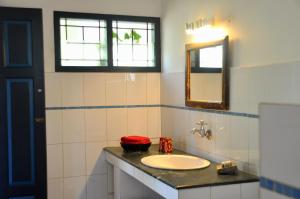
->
45 72 161 199
161 60 300 176
260 104 300 199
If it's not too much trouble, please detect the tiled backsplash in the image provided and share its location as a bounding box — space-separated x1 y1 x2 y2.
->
161 60 300 176
45 72 161 199
161 107 259 175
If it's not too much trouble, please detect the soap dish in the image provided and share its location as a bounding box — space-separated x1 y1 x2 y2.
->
217 161 238 175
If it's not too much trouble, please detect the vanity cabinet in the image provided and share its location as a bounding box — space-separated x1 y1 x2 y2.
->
105 146 259 199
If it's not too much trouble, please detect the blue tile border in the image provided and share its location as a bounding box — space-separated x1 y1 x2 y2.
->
161 104 259 118
260 176 300 199
46 104 259 118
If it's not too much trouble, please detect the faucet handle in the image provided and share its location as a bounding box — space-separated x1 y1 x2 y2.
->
196 120 207 126
190 128 197 134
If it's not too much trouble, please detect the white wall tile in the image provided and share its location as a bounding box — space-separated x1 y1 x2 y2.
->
161 108 175 138
87 174 108 199
63 176 87 199
107 140 121 147
107 108 127 141
47 144 63 179
45 73 62 107
248 66 269 114
248 118 259 174
260 104 300 187
147 73 160 104
127 108 147 136
214 114 230 158
161 72 185 106
62 109 85 143
86 142 107 175
211 184 241 199
63 143 86 177
48 178 63 199
62 74 84 107
126 73 147 105
263 63 294 104
189 111 215 154
106 73 126 105
229 116 249 164
85 109 106 142
84 74 106 106
150 138 160 144
147 107 161 138
173 108 190 145
46 110 62 145
260 189 290 199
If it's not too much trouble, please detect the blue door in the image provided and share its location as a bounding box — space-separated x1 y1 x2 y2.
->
0 7 47 199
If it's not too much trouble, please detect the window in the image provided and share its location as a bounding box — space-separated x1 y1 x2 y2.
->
59 18 108 67
54 12 161 72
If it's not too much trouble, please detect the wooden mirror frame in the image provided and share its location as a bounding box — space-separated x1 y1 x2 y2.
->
185 36 229 110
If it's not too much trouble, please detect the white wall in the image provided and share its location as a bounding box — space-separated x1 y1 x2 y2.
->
161 0 300 176
162 0 300 72
0 1 162 199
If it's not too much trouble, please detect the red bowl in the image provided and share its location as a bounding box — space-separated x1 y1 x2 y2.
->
121 142 151 152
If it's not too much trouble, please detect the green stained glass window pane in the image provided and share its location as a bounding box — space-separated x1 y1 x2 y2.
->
112 20 156 67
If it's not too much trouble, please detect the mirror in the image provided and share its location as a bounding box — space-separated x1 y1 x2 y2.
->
185 36 229 110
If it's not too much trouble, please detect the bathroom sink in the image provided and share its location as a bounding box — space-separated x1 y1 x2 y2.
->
141 154 210 170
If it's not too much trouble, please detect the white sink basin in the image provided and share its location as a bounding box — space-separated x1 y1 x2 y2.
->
141 154 210 170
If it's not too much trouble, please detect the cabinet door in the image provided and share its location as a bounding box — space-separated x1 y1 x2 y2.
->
179 187 210 199
241 183 259 199
211 184 241 199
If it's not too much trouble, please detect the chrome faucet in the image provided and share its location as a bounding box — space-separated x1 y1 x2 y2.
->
191 120 212 140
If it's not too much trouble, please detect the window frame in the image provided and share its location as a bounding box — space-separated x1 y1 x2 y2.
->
54 11 161 72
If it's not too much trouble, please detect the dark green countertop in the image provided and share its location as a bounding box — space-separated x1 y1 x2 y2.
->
104 145 259 190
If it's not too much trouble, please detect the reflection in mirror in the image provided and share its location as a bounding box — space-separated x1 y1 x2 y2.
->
190 73 222 102
185 36 229 110
190 44 224 72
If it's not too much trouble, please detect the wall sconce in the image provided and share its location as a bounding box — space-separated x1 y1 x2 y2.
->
185 17 215 34
185 17 228 42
